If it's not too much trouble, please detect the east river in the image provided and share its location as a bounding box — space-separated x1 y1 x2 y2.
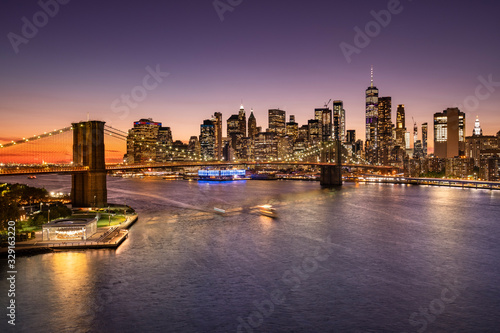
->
1 175 500 332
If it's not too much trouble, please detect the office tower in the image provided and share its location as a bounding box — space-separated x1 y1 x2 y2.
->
465 122 499 167
346 130 356 144
227 114 242 152
314 108 332 141
333 101 346 142
396 104 406 148
378 96 392 164
248 111 257 138
366 67 379 162
126 118 162 163
254 132 278 160
200 119 215 159
188 136 201 157
473 116 482 136
212 112 223 160
308 119 321 143
156 126 173 162
238 104 246 137
422 123 428 157
268 109 286 137
286 115 299 142
433 108 466 158
298 125 309 142
405 131 411 150
413 121 418 150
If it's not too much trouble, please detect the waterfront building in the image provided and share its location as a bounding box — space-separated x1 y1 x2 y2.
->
42 217 97 241
434 108 466 158
445 157 474 178
188 136 201 157
126 118 162 163
465 120 500 167
200 119 215 160
156 126 173 162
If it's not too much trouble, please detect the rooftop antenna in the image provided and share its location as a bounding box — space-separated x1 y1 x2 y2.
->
87 112 90 121
370 65 374 88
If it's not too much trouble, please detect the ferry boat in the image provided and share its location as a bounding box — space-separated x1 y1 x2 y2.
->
27 175 37 179
198 169 247 181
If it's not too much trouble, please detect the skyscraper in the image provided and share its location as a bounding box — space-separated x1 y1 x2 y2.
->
268 109 286 137
126 118 162 163
366 66 379 163
396 104 406 148
286 115 299 143
212 112 222 160
308 119 321 143
378 96 393 164
248 111 257 138
433 108 466 158
314 108 332 141
422 123 428 157
333 101 346 142
473 116 483 136
188 136 201 157
346 130 356 144
200 119 215 159
227 114 242 154
238 104 246 137
157 126 173 162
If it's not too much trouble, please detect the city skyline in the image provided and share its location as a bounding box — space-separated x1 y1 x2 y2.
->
1 1 500 151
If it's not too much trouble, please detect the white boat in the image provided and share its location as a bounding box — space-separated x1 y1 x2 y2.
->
214 207 226 215
258 205 278 218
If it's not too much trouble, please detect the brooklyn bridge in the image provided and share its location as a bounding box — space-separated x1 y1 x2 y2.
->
0 121 401 207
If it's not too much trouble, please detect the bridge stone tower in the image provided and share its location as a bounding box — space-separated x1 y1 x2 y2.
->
71 121 107 207
319 140 342 187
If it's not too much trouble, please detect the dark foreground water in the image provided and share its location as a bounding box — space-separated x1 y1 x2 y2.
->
1 175 500 332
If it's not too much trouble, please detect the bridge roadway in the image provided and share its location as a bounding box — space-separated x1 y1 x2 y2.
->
0 161 399 176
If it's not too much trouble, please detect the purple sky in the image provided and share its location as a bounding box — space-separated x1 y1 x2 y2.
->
1 0 500 151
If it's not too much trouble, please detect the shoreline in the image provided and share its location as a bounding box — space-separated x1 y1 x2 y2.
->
1 214 138 257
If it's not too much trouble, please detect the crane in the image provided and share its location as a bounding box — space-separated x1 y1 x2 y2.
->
324 99 332 108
